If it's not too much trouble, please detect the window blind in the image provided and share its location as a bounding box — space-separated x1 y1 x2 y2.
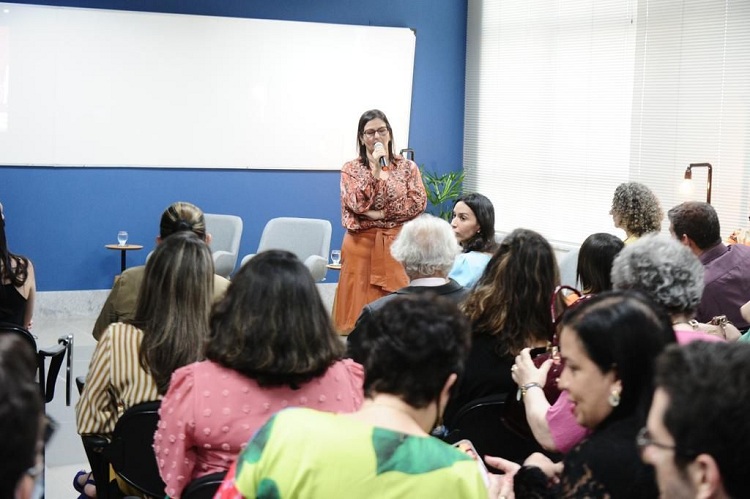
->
465 0 750 245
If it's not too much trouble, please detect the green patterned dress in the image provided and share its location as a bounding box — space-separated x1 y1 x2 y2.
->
214 407 488 498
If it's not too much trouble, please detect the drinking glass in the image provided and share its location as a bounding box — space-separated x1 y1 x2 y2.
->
117 231 128 246
330 250 341 265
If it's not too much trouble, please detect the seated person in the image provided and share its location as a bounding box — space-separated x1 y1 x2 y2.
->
642 341 750 499
609 182 663 245
154 250 364 499
92 201 230 339
0 334 47 499
444 228 559 428
0 201 36 329
448 193 498 287
575 232 623 295
214 294 489 498
489 291 676 497
76 232 214 496
510 232 622 453
668 201 750 330
347 213 465 363
514 234 728 455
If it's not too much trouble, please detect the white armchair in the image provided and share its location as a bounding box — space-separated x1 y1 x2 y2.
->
241 217 332 282
205 213 243 278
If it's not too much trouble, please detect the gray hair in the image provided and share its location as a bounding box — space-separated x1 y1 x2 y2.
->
611 233 704 314
391 214 462 278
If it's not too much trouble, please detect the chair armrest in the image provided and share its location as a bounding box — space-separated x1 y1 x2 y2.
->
38 334 72 405
81 434 113 499
304 255 327 282
212 250 236 278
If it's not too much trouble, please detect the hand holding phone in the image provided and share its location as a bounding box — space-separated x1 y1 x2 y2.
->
452 439 490 487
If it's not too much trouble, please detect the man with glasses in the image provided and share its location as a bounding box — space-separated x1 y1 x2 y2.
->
640 341 749 499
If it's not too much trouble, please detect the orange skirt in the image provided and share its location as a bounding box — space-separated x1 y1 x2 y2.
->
332 227 408 334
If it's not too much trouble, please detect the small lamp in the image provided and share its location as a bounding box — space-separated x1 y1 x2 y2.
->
683 163 713 204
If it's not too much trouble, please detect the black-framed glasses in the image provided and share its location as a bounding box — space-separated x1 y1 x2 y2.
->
636 426 676 452
363 127 389 138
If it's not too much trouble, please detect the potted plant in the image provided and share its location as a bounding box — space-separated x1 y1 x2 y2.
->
420 167 464 221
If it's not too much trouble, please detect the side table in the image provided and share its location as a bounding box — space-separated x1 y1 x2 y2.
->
105 244 144 273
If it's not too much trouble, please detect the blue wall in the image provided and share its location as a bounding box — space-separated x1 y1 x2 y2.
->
0 0 467 291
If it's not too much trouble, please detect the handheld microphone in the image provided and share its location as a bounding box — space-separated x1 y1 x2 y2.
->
374 142 387 168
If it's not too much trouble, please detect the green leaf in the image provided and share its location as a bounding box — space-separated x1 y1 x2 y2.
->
420 167 465 221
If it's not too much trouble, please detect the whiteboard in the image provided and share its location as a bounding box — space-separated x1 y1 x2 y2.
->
0 3 416 169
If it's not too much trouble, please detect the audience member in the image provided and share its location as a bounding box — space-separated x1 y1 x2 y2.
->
448 193 498 287
154 250 364 498
0 334 46 499
668 201 750 330
576 232 624 295
613 233 738 341
92 201 230 339
610 182 663 244
0 201 36 329
642 341 750 499
347 214 465 363
214 294 488 499
443 228 559 427
511 232 622 453
515 234 731 456
489 291 675 497
76 232 214 496
333 109 427 333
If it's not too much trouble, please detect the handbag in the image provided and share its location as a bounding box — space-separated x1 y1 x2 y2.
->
501 285 589 441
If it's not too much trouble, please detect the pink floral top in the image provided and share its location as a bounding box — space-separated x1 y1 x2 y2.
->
153 359 365 498
340 156 426 231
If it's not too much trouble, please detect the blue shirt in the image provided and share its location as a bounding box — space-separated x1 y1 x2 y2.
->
448 251 492 288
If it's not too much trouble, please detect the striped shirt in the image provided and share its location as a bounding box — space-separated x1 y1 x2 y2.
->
76 322 160 436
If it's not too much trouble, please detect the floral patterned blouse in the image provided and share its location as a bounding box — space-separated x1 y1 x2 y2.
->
340 156 426 232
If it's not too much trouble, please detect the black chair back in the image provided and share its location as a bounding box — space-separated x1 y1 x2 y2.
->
103 400 165 497
443 393 555 466
0 323 72 404
182 471 227 499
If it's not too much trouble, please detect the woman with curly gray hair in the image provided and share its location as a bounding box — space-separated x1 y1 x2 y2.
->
610 182 663 244
611 233 738 341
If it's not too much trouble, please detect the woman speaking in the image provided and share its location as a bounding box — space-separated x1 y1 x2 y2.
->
333 109 426 333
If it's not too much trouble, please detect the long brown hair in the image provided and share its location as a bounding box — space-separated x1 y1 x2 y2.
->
136 231 214 394
462 228 560 356
0 202 29 287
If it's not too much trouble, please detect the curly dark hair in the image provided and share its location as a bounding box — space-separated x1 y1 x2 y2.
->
462 228 559 356
611 182 663 237
358 294 471 409
206 250 344 388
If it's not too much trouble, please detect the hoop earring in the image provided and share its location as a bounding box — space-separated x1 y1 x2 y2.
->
608 389 621 408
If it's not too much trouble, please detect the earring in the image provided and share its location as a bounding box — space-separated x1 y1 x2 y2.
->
608 389 621 407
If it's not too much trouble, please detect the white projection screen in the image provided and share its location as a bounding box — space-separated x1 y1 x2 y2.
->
0 4 416 169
